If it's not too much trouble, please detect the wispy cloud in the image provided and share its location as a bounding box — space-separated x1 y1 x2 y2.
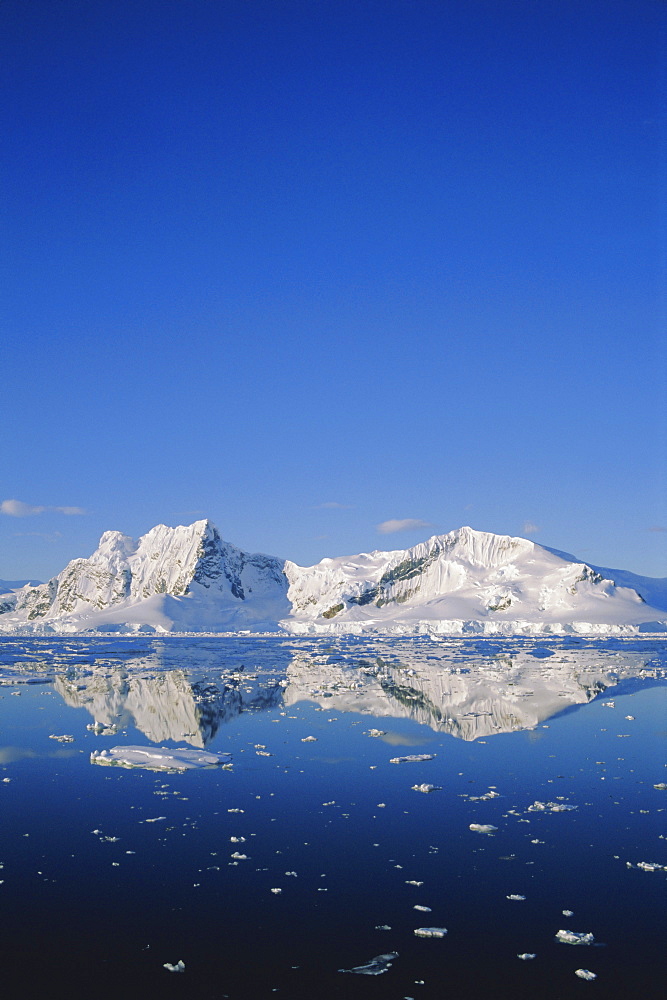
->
12 530 63 541
522 521 540 536
312 501 354 510
648 525 666 533
376 518 431 535
1 499 86 517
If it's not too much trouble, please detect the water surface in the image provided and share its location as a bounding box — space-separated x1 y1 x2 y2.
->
0 635 665 998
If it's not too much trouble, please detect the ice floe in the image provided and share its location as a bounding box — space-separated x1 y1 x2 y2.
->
390 754 436 764
506 894 526 900
414 927 447 938
412 783 440 793
575 969 597 980
527 800 577 813
339 952 398 975
163 960 185 972
90 745 231 771
555 930 594 945
469 823 498 834
517 953 536 960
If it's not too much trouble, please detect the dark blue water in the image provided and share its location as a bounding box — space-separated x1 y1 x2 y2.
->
0 635 665 998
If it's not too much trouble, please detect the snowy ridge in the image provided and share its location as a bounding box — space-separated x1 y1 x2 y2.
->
0 522 664 634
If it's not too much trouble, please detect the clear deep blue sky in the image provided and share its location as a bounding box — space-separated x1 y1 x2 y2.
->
1 0 665 581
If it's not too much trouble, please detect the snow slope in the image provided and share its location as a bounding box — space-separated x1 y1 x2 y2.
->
283 527 665 634
0 522 664 635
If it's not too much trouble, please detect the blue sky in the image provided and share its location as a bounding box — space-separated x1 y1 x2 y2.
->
2 0 665 581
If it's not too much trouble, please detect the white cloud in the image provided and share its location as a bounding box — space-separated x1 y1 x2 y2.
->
1 498 86 517
313 501 354 510
376 518 431 535
522 521 540 536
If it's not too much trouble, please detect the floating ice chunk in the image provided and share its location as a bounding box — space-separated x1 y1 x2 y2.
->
562 910 574 917
339 952 398 975
405 880 423 886
575 969 597 981
602 701 615 707
144 816 166 823
366 729 386 738
231 852 248 860
414 905 432 912
375 925 391 931
517 953 536 961
270 888 282 894
390 754 435 764
87 722 118 735
163 960 185 972
90 746 231 771
653 783 667 790
469 824 498 834
555 930 594 945
528 800 576 813
301 736 317 742
506 894 526 901
49 734 74 743
625 715 635 721
414 927 447 938
637 861 667 872
412 784 440 793
230 836 246 843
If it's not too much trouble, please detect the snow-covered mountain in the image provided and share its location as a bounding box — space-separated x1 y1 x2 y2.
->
283 526 665 634
0 520 290 632
0 521 664 635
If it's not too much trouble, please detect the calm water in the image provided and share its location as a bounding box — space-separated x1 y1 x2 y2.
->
0 635 665 999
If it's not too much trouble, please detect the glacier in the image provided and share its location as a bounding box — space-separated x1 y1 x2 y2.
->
0 520 664 635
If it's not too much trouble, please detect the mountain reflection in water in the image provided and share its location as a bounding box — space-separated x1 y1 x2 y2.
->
44 639 663 745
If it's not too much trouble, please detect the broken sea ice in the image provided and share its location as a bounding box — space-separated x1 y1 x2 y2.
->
338 952 398 975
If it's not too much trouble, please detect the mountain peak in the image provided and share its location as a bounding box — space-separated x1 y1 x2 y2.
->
1 521 664 635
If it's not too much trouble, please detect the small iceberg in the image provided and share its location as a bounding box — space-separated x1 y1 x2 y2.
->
163 960 185 973
575 969 597 980
469 823 498 834
412 783 440 793
517 953 536 961
414 927 447 938
339 952 398 975
91 746 232 771
555 930 594 945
